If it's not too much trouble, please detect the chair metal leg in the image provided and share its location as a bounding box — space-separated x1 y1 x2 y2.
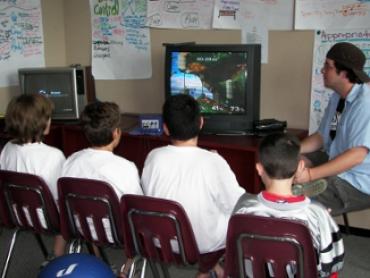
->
159 262 170 278
98 246 110 265
128 259 136 278
33 233 49 258
140 258 147 278
68 239 82 253
148 260 161 278
343 213 350 234
1 228 20 278
86 242 95 255
128 257 141 278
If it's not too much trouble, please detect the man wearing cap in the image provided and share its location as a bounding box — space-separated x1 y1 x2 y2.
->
295 42 370 216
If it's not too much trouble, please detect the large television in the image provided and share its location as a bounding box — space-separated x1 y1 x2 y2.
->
18 67 89 120
165 43 261 134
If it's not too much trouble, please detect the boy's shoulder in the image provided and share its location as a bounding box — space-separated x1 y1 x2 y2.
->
149 145 221 156
4 141 63 155
307 199 334 218
147 145 227 166
42 142 63 151
67 148 135 167
37 142 65 158
233 193 259 214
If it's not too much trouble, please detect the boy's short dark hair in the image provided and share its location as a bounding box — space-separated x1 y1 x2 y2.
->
163 94 201 141
5 93 53 144
258 133 301 179
80 101 121 147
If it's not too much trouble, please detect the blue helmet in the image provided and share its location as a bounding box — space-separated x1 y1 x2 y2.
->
38 253 115 278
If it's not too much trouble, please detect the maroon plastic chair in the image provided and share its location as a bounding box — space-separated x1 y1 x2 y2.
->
0 174 13 229
0 169 60 278
121 194 224 278
57 177 125 265
224 214 318 278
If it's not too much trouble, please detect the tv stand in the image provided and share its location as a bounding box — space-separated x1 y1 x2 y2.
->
0 120 306 194
203 130 249 136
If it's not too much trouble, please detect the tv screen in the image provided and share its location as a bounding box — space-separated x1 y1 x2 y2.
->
165 44 261 134
18 67 87 120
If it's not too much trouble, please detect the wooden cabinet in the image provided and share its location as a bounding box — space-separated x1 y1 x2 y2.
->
58 124 306 194
0 119 306 193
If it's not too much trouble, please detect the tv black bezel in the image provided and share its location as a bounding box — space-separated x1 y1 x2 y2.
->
164 43 261 135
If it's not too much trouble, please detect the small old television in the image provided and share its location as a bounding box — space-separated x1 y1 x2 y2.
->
18 67 89 120
165 44 261 134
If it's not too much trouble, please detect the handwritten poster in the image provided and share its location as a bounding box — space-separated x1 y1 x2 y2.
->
90 0 151 80
212 0 294 30
0 0 45 87
309 29 370 134
241 22 268 63
146 0 214 29
296 0 370 30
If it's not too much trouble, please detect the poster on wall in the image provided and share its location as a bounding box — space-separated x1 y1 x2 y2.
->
295 0 370 30
212 0 294 30
309 28 370 134
241 21 268 63
90 0 151 80
146 0 214 29
0 0 45 87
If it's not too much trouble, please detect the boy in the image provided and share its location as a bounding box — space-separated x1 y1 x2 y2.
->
0 93 66 257
61 101 142 277
141 94 245 278
234 133 344 277
61 101 142 197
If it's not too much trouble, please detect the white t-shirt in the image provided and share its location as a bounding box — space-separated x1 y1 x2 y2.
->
141 145 245 253
0 141 66 202
61 148 143 198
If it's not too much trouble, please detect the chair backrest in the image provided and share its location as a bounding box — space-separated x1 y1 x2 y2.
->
0 173 14 228
120 194 200 265
224 214 318 278
58 177 123 248
0 169 59 234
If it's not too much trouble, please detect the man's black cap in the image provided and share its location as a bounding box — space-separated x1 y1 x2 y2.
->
326 42 370 83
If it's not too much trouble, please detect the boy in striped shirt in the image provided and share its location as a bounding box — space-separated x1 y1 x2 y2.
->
233 133 344 277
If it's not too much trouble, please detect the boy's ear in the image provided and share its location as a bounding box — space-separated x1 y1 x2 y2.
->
163 123 170 136
43 118 51 135
200 116 204 129
112 127 121 139
255 162 264 177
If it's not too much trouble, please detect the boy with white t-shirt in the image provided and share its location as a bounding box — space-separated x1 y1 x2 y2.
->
61 101 142 198
0 93 66 258
61 101 142 278
141 94 245 278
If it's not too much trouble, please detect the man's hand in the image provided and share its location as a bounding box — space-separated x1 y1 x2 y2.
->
294 167 311 184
